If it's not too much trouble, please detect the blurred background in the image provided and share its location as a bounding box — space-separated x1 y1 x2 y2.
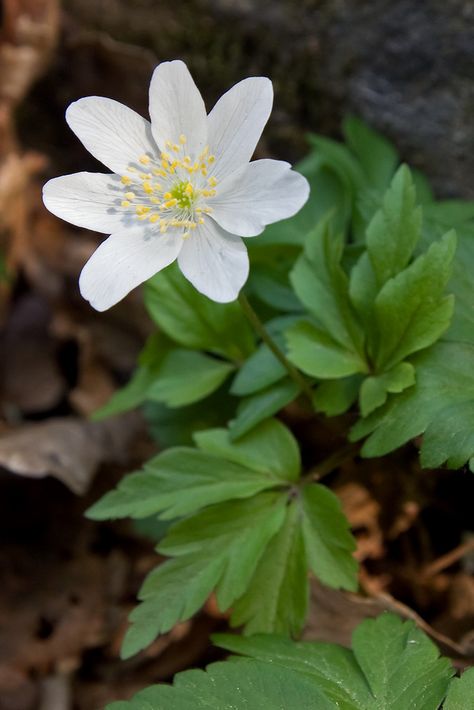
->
0 1 473 708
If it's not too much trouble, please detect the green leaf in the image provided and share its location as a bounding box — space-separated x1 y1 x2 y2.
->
230 341 286 396
215 633 368 710
148 349 234 407
373 231 456 371
217 613 454 710
366 165 422 287
300 483 358 590
351 341 474 467
286 320 368 378
194 418 300 482
424 200 474 227
308 134 366 193
359 362 416 417
343 115 398 188
122 553 224 659
106 659 334 709
143 388 234 448
313 376 362 416
159 493 287 611
229 378 299 440
351 614 453 709
231 500 309 636
444 668 474 709
86 443 291 522
92 333 171 419
421 401 474 470
434 225 474 346
122 492 287 657
291 223 365 356
144 263 254 361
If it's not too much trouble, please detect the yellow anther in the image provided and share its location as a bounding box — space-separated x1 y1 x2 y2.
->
208 176 217 187
179 134 187 144
154 183 163 191
165 140 173 148
128 166 137 173
161 151 171 161
121 200 131 208
182 232 190 239
190 222 197 229
164 199 178 208
149 214 159 223
184 156 191 164
135 205 150 215
201 167 208 176
139 154 151 165
163 192 172 200
124 192 136 200
121 175 132 185
198 217 204 224
153 169 167 177
207 155 215 164
142 181 154 194
185 183 193 196
160 224 168 233
172 144 180 152
150 197 161 205
161 160 169 170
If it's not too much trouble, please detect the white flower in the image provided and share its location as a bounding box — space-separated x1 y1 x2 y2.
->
43 60 309 310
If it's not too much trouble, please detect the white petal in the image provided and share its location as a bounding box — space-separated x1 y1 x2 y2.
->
79 226 183 311
178 220 249 303
211 159 310 237
43 172 131 233
66 97 156 174
207 77 273 181
149 60 207 156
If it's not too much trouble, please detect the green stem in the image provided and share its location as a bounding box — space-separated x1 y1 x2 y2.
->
301 442 359 484
238 292 314 404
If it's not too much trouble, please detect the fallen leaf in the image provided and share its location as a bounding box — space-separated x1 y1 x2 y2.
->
0 413 143 494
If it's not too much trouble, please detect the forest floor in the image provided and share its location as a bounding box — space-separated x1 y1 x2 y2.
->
1 3 473 709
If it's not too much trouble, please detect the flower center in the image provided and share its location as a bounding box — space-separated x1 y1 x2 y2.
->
119 134 217 238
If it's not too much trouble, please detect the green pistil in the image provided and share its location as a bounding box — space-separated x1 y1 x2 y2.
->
170 180 194 209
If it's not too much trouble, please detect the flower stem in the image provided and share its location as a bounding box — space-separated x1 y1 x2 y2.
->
238 292 314 404
301 442 360 484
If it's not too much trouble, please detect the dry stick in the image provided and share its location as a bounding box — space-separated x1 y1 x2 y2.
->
422 539 474 578
238 292 314 404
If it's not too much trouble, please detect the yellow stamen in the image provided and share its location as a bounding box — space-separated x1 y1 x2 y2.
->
149 214 159 223
179 134 187 144
139 155 151 165
121 175 132 185
121 200 131 208
208 176 217 187
124 192 135 200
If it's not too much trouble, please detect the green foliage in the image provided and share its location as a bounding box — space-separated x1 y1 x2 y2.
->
444 668 474 709
108 613 460 709
285 165 460 462
144 262 254 361
88 419 357 656
217 613 454 710
107 659 332 710
229 378 299 439
351 342 474 469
